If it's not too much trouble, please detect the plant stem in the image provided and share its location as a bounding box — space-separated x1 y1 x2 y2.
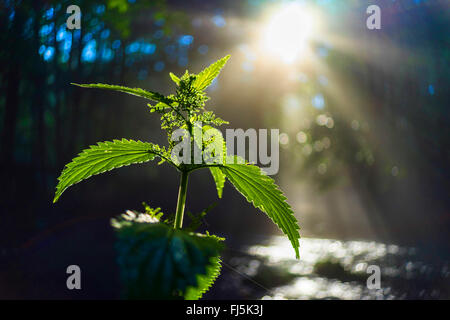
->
174 171 189 229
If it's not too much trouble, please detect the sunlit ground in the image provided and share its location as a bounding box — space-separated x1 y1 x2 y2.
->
226 237 450 300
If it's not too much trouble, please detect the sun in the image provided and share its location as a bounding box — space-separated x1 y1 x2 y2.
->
261 3 316 64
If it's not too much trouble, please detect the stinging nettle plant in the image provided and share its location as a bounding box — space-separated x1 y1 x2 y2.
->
53 55 300 299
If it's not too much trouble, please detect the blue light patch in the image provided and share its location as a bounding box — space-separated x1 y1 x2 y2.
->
154 30 164 39
141 43 156 55
198 45 208 55
318 47 329 58
45 7 54 20
83 32 93 43
82 40 97 62
155 19 165 27
138 69 148 80
95 5 105 14
178 35 194 47
102 48 114 61
43 47 55 61
40 23 54 37
212 15 226 27
126 42 140 54
312 94 325 109
112 40 121 49
56 28 66 41
101 29 110 39
178 56 188 67
154 61 165 72
39 45 46 55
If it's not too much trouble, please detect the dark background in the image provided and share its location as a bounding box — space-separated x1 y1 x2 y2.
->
0 0 449 299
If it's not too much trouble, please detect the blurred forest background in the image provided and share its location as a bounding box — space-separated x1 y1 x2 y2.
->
0 0 449 299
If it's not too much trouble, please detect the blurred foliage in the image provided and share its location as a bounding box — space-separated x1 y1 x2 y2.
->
0 0 189 246
0 0 188 176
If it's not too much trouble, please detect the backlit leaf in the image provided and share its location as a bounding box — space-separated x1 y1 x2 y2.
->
220 163 300 258
72 83 170 104
54 139 169 202
193 55 230 91
112 212 224 299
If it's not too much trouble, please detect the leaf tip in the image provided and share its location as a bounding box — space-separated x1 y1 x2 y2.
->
220 54 231 65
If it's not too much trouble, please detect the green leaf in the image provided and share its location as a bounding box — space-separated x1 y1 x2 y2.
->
220 163 300 258
185 203 217 232
169 72 180 85
148 102 171 113
209 167 225 198
112 214 224 299
54 139 169 203
184 257 222 300
193 55 230 91
72 83 170 103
